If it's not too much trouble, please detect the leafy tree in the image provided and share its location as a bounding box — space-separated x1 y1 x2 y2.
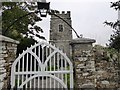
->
104 1 120 53
2 2 45 55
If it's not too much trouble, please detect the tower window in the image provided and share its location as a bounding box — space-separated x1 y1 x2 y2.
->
58 24 64 32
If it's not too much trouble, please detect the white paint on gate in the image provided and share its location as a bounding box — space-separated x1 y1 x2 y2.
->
11 41 73 89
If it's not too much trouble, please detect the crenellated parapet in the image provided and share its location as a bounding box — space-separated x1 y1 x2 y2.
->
51 11 71 19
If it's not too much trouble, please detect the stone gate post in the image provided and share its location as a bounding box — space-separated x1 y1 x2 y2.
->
70 37 96 89
0 35 19 90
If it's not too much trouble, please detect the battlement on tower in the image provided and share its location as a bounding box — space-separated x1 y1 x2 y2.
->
55 11 70 14
51 11 71 18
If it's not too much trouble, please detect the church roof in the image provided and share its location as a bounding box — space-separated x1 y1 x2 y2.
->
70 37 96 44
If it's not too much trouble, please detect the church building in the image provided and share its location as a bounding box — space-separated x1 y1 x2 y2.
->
49 11 96 59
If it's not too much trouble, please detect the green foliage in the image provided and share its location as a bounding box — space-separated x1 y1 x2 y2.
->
47 66 54 71
2 2 45 55
105 47 117 54
2 2 29 36
64 74 70 89
109 34 120 52
17 37 36 56
2 2 43 38
15 78 22 87
110 1 120 10
104 1 120 52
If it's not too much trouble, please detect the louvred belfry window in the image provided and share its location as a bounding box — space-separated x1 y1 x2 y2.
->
59 24 64 32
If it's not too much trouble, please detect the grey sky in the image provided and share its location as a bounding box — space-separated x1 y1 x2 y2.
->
38 0 118 46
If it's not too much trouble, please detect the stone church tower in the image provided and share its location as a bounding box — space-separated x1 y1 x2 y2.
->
49 11 72 58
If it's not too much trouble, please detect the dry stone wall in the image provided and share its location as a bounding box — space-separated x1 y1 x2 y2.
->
0 43 6 90
0 35 19 90
74 50 96 89
94 47 119 89
72 45 120 89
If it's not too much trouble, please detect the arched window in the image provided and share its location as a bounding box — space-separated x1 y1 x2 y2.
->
58 24 64 32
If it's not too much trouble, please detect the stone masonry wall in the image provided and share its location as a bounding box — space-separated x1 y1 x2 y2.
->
0 41 18 89
74 50 96 89
94 47 119 88
73 46 120 89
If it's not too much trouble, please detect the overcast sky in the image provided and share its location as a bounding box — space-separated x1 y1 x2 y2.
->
38 0 118 46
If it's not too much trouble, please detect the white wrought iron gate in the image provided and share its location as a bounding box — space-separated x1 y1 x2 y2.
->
11 41 73 89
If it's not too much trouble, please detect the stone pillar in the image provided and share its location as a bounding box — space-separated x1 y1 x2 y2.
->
70 37 96 89
0 43 6 90
0 35 19 90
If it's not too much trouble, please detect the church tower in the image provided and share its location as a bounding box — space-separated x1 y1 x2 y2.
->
49 11 72 58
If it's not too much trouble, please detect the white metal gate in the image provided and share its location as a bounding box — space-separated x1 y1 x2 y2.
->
11 41 73 89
